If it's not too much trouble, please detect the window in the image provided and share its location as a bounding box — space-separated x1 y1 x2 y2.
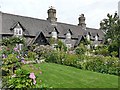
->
87 34 90 41
66 32 71 39
52 31 57 39
95 35 98 41
14 28 23 36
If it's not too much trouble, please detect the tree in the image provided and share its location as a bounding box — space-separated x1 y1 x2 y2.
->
100 12 120 57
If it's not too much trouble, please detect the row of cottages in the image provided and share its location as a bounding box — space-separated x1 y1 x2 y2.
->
0 7 104 49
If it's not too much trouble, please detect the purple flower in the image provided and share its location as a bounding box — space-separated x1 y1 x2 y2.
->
17 56 20 58
2 54 6 59
21 60 26 64
29 73 36 80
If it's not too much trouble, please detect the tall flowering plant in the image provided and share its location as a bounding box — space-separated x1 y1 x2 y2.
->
29 72 36 85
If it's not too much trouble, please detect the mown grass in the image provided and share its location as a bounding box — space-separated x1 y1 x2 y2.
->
22 63 118 88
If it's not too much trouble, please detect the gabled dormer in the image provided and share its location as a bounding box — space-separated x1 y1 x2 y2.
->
65 29 72 39
95 33 99 41
10 22 25 36
51 27 59 39
86 32 90 41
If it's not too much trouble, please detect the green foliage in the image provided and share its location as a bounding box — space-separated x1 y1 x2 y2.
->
79 56 119 75
63 54 78 67
75 43 86 55
49 37 56 44
2 41 38 88
45 49 119 75
49 38 67 51
108 41 119 56
4 68 38 88
111 51 118 57
2 36 25 46
3 54 18 64
100 12 120 57
45 50 66 64
94 46 109 56
57 40 67 51
100 12 120 40
28 51 37 61
33 45 53 60
2 54 19 75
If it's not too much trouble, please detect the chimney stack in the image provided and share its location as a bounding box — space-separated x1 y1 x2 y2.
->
78 14 86 29
47 6 57 25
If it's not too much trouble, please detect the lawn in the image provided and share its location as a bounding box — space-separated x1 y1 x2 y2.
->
22 63 118 88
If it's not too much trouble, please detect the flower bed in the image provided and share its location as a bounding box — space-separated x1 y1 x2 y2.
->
45 50 119 76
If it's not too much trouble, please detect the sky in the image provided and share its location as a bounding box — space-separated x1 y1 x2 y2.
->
0 0 119 29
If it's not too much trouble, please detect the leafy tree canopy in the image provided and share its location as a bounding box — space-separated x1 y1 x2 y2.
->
100 12 120 45
100 12 120 57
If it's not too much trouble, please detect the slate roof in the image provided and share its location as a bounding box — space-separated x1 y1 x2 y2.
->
0 12 104 46
75 35 84 46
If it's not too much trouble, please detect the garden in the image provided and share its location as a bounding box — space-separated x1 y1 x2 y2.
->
0 36 119 89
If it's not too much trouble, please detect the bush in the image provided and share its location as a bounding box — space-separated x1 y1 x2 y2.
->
63 54 78 67
44 48 119 76
45 50 66 64
80 56 119 75
111 51 118 57
75 44 86 55
28 51 37 61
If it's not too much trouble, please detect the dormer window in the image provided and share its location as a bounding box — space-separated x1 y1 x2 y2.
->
65 29 72 39
95 34 99 41
14 27 23 36
66 32 71 39
51 28 57 39
10 22 24 36
87 33 90 41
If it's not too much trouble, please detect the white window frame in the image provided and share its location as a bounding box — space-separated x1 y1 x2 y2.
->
95 35 98 41
66 32 71 39
52 31 57 39
14 28 23 36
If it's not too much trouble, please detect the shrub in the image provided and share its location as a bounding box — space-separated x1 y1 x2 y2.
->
111 51 118 57
75 44 86 55
79 56 119 75
45 50 66 64
28 51 37 61
63 54 78 67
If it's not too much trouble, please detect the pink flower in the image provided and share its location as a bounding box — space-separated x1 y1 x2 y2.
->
29 73 37 85
29 73 36 80
13 47 19 52
14 47 18 51
33 79 36 85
